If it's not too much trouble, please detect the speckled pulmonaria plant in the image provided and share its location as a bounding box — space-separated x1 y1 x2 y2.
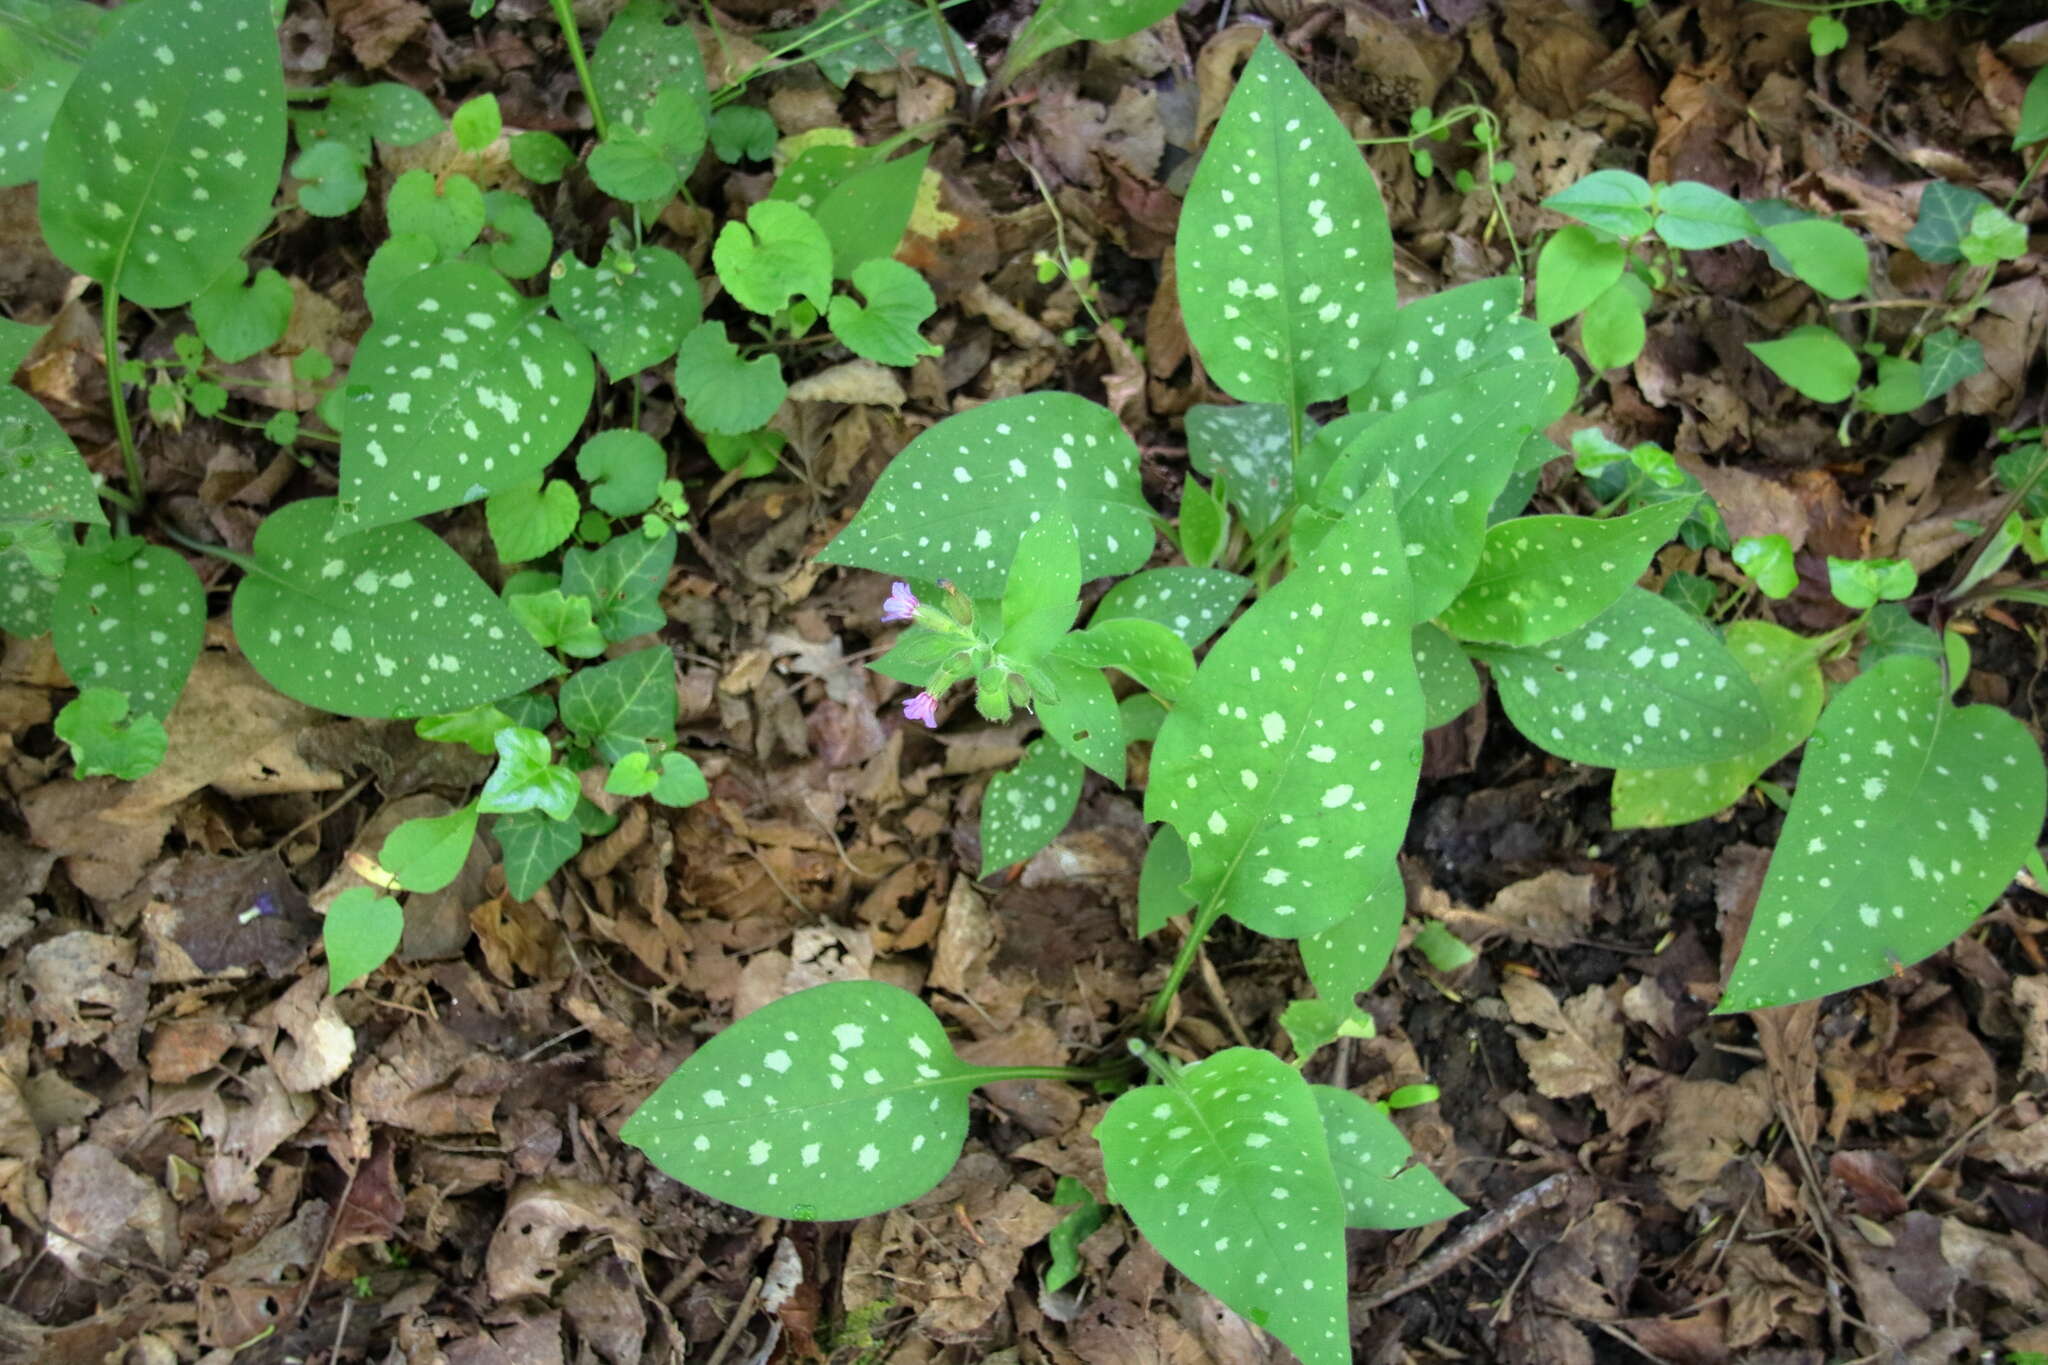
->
620 36 2047 1363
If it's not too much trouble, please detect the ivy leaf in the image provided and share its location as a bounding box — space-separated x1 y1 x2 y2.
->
623 980 988 1220
386 169 487 259
1905 181 1988 265
827 258 940 365
548 245 700 381
559 645 676 762
232 498 559 718
1186 403 1294 538
325 886 404 994
1177 37 1393 410
560 527 674 642
1720 656 2046 1012
54 687 168 779
1092 566 1250 648
821 392 1152 597
674 321 786 435
494 809 581 900
980 738 1085 875
486 479 579 563
479 726 579 821
1473 588 1772 768
1610 621 1824 829
1919 329 1982 402
1145 487 1421 939
1097 1049 1350 1365
577 429 668 517
713 200 833 316
1311 1086 1465 1229
379 803 480 894
53 540 203 720
507 588 607 658
38 0 284 308
1437 499 1695 647
338 261 595 532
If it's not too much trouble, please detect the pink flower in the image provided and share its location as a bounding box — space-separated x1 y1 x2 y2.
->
903 691 939 727
881 581 919 623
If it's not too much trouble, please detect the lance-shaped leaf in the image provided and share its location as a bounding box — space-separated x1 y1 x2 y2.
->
1304 361 1557 618
1438 500 1694 647
1299 861 1403 1002
980 738 1085 875
622 980 987 1221
1177 37 1393 410
1473 589 1771 768
547 246 700 380
0 387 103 527
1098 1049 1350 1365
338 262 594 533
1145 487 1422 939
1092 566 1249 648
1053 618 1196 699
38 0 284 308
0 1 108 188
1036 656 1124 779
1186 403 1296 537
1349 275 1567 416
1311 1085 1465 1229
1610 621 1824 829
233 498 559 718
53 541 203 720
1720 655 2047 1012
821 392 1151 597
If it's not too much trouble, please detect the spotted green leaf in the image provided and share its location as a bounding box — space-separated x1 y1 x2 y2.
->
1092 566 1249 648
674 321 785 436
1610 621 1824 829
1720 656 2046 1011
592 0 709 167
1138 824 1195 936
232 498 559 718
1280 998 1374 1063
1035 656 1124 780
53 539 202 720
1412 623 1478 728
559 645 676 763
0 386 102 527
1438 499 1694 647
1052 617 1196 700
547 246 700 380
1097 1048 1350 1365
560 526 674 643
38 0 284 308
827 258 940 366
980 738 1084 875
1310 1085 1464 1229
1349 276 1567 418
1178 37 1392 410
494 809 581 900
623 980 988 1220
338 262 594 532
1299 862 1402 1002
1145 488 1422 939
778 0 984 89
1474 588 1771 768
55 686 167 779
509 130 574 184
0 1 106 187
325 886 403 994
192 264 293 364
379 803 480 894
714 200 833 317
1187 403 1295 537
1305 360 1558 618
823 393 1151 598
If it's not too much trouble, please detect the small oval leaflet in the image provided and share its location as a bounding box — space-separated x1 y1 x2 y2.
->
38 0 285 308
820 391 1152 598
339 261 594 533
1720 655 2047 1012
622 980 983 1222
1097 1048 1351 1365
232 498 558 718
1476 588 1771 769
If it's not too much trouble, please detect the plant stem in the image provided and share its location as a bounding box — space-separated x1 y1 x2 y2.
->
969 1058 1138 1086
548 0 609 142
2008 142 2047 212
1140 900 1225 1034
101 283 144 520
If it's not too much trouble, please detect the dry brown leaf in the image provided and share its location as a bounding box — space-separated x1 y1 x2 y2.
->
329 0 428 70
786 359 906 407
1650 1069 1773 1206
1501 975 1625 1104
46 1142 178 1282
1722 1243 1824 1348
485 1180 646 1302
25 932 146 1066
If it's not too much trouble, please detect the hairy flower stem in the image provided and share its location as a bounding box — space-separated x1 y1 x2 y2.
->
548 0 609 142
1140 900 1226 1035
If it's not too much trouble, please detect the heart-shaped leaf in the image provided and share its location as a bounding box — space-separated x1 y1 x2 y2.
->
1177 37 1393 410
233 498 559 717
486 479 579 563
1311 1085 1465 1229
674 321 785 435
1098 1048 1350 1365
822 392 1152 597
713 199 833 316
827 258 940 365
1145 487 1422 939
980 738 1085 875
1474 588 1771 768
1438 499 1694 647
338 261 594 532
386 169 486 259
1610 621 1824 829
547 246 700 380
623 980 988 1221
1720 655 2047 1011
325 886 404 994
576 429 668 517
1092 566 1249 647
53 540 203 720
39 0 284 308
192 265 293 363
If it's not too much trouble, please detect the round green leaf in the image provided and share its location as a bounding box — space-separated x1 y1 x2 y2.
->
713 199 833 317
53 540 203 720
1721 655 2046 1011
480 190 552 279
576 429 667 517
709 105 777 164
1749 324 1860 403
673 321 785 436
192 266 293 364
386 169 486 260
38 0 285 308
1731 533 1798 598
826 258 940 366
587 133 678 203
338 261 594 532
509 130 575 184
548 245 700 381
292 140 368 217
1098 1049 1350 1365
621 980 984 1221
325 886 403 994
232 497 559 718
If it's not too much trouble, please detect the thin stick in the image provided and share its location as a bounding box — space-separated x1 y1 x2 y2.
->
1351 1170 1578 1312
703 1274 763 1365
291 1158 361 1325
1902 1098 2012 1205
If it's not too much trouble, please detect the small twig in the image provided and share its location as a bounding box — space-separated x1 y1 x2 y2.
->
291 1159 362 1326
1352 1170 1578 1312
327 1290 355 1364
703 1274 763 1365
269 774 372 852
1902 1098 2014 1205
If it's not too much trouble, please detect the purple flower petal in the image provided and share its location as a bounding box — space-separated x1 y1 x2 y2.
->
903 691 939 727
881 581 920 623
